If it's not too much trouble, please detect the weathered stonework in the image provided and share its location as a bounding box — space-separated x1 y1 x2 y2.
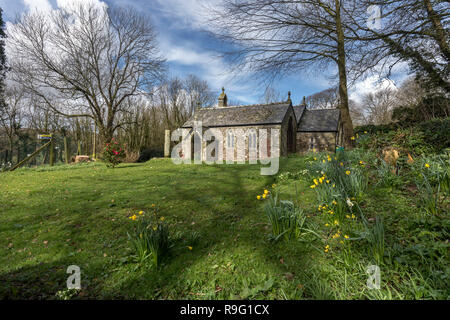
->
177 89 342 161
296 132 337 153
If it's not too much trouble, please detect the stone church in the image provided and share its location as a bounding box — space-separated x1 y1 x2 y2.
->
180 88 342 160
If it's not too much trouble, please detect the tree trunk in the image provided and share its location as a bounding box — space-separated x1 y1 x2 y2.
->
423 0 450 61
335 0 354 149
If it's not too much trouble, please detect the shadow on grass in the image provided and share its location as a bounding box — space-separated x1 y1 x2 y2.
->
0 157 316 299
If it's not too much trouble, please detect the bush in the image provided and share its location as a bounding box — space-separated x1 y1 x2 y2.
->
102 138 126 168
137 148 163 162
354 118 450 155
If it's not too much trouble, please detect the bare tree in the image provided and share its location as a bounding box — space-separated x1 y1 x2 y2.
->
0 85 24 163
306 87 339 109
208 0 368 147
350 0 449 92
185 74 215 111
260 86 282 104
362 87 397 125
7 3 165 146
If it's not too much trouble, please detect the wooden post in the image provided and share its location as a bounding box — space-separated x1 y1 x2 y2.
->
92 122 97 159
10 140 52 171
49 135 54 166
64 136 69 164
164 130 170 158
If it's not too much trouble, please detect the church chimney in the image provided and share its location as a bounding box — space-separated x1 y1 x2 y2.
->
218 87 227 107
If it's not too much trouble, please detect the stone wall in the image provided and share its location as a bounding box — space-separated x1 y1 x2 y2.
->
296 132 337 153
181 124 284 163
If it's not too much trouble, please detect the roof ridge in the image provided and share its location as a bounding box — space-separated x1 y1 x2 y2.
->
200 101 289 110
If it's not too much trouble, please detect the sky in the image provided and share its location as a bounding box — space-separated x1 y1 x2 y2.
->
0 0 409 105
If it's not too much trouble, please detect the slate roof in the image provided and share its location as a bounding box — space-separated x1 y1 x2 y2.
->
293 105 306 124
297 108 341 132
181 102 291 128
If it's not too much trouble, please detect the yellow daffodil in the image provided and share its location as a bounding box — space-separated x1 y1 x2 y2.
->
346 214 350 219
351 136 355 140
332 200 337 205
322 160 326 163
257 195 261 200
264 189 269 194
153 226 157 231
187 246 193 250
334 220 339 225
314 157 317 161
151 203 156 207
129 214 137 221
310 185 316 189
138 210 144 215
314 179 319 185
346 170 351 175
272 184 276 188
325 223 329 227
425 163 430 168
364 131 368 134
351 214 356 219
340 162 344 166
344 235 349 239
326 180 330 184
160 216 165 221
262 194 267 199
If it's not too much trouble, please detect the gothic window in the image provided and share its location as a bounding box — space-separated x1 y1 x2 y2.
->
248 129 257 150
309 136 316 151
227 130 235 148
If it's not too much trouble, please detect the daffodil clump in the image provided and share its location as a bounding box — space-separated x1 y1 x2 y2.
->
413 154 449 215
308 151 372 255
309 151 368 204
257 186 274 200
263 192 308 242
127 204 171 267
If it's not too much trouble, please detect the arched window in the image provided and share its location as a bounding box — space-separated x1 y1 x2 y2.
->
248 129 257 150
309 136 316 151
227 130 235 148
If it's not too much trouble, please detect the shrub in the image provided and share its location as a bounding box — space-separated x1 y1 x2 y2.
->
354 118 450 155
137 148 164 162
103 138 126 168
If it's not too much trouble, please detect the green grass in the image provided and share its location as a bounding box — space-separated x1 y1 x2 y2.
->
0 155 448 299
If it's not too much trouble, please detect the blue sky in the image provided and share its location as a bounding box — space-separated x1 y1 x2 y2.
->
1 0 408 105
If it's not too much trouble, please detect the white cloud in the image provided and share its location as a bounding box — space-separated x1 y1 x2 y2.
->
350 76 398 103
154 0 220 31
23 0 52 12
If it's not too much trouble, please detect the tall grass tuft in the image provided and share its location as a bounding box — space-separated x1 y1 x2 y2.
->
264 193 307 242
127 214 171 267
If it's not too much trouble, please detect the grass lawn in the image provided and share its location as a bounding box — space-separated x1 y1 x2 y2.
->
0 155 448 299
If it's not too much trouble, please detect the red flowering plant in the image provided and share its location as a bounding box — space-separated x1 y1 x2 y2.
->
102 138 126 168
